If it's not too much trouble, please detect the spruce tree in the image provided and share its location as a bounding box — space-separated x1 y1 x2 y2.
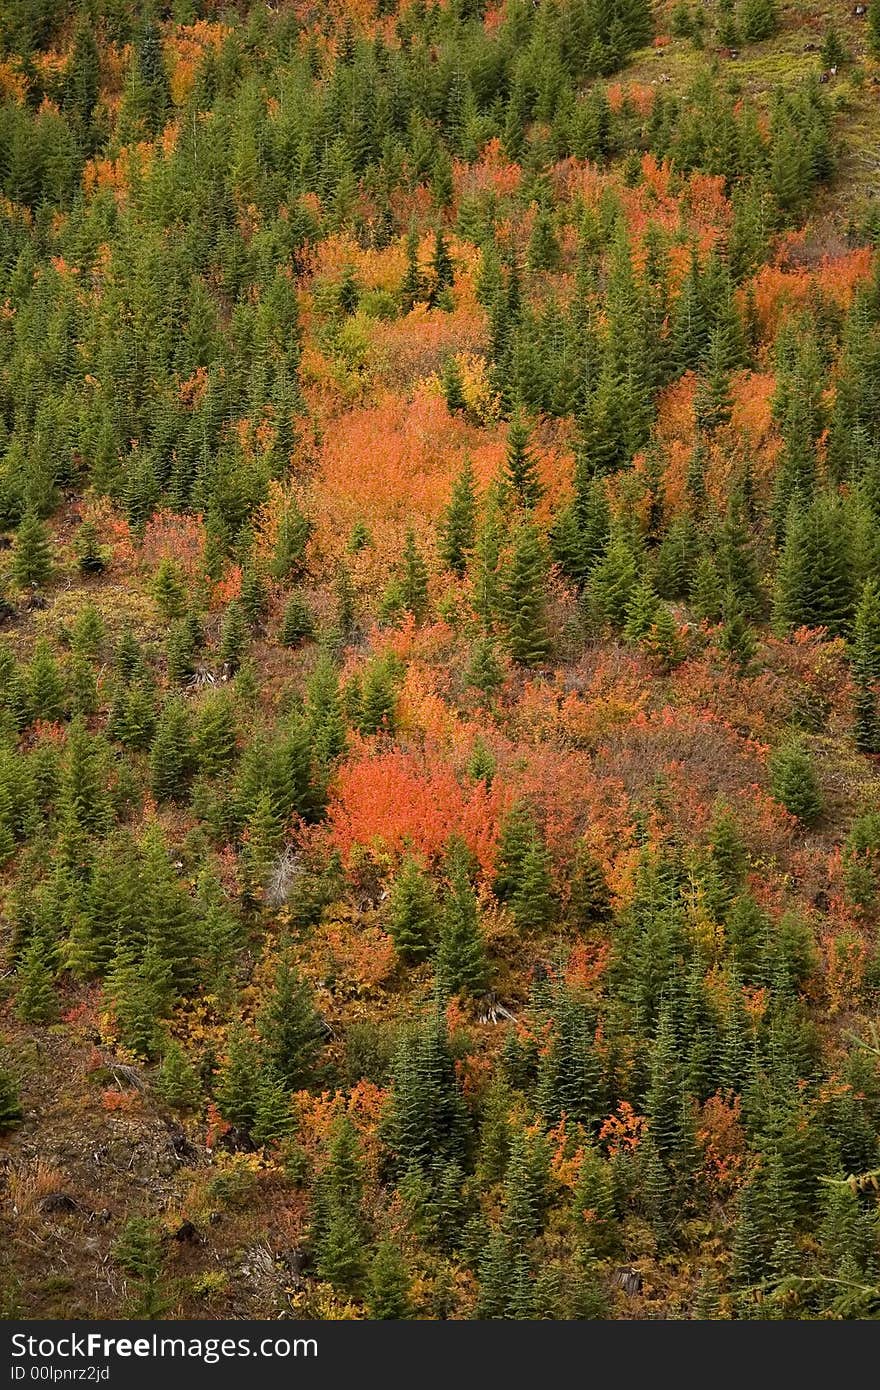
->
398 529 429 622
214 1024 263 1133
149 698 194 802
195 692 237 776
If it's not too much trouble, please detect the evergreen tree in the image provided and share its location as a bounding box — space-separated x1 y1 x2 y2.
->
388 855 437 963
12 512 52 590
280 592 314 648
155 1039 202 1112
851 578 880 753
438 458 477 576
258 953 322 1089
437 844 488 998
504 414 542 510
219 601 248 673
312 1116 366 1294
73 520 106 575
398 529 429 622
215 1024 263 1132
739 0 778 44
768 738 822 826
0 1055 22 1130
149 698 194 803
15 928 57 1024
368 1241 411 1319
503 523 551 666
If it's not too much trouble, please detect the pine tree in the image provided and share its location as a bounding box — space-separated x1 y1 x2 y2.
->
466 636 504 706
151 558 186 622
400 225 424 311
503 523 551 666
271 500 312 581
12 512 52 589
388 855 437 963
251 1071 296 1148
438 458 477 576
773 497 853 638
769 738 823 826
107 939 171 1060
510 832 555 932
312 1116 366 1294
428 229 454 308
258 953 321 1089
27 639 66 724
442 357 467 416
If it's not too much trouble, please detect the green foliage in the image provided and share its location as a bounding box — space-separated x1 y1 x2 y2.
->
769 738 823 826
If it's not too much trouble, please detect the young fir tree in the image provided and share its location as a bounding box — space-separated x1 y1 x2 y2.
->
851 578 880 753
149 698 194 803
438 457 477 576
12 512 52 589
219 601 249 672
367 1239 411 1318
388 855 437 963
280 592 314 647
437 842 488 998
504 413 543 511
398 529 429 622
768 738 823 826
151 558 186 622
257 953 322 1089
73 520 106 575
195 692 237 776
509 831 556 933
15 928 57 1024
214 1024 263 1132
442 356 467 416
739 0 778 44
466 636 504 706
0 1054 22 1130
107 939 172 1060
503 523 551 666
311 1115 367 1295
155 1039 202 1112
